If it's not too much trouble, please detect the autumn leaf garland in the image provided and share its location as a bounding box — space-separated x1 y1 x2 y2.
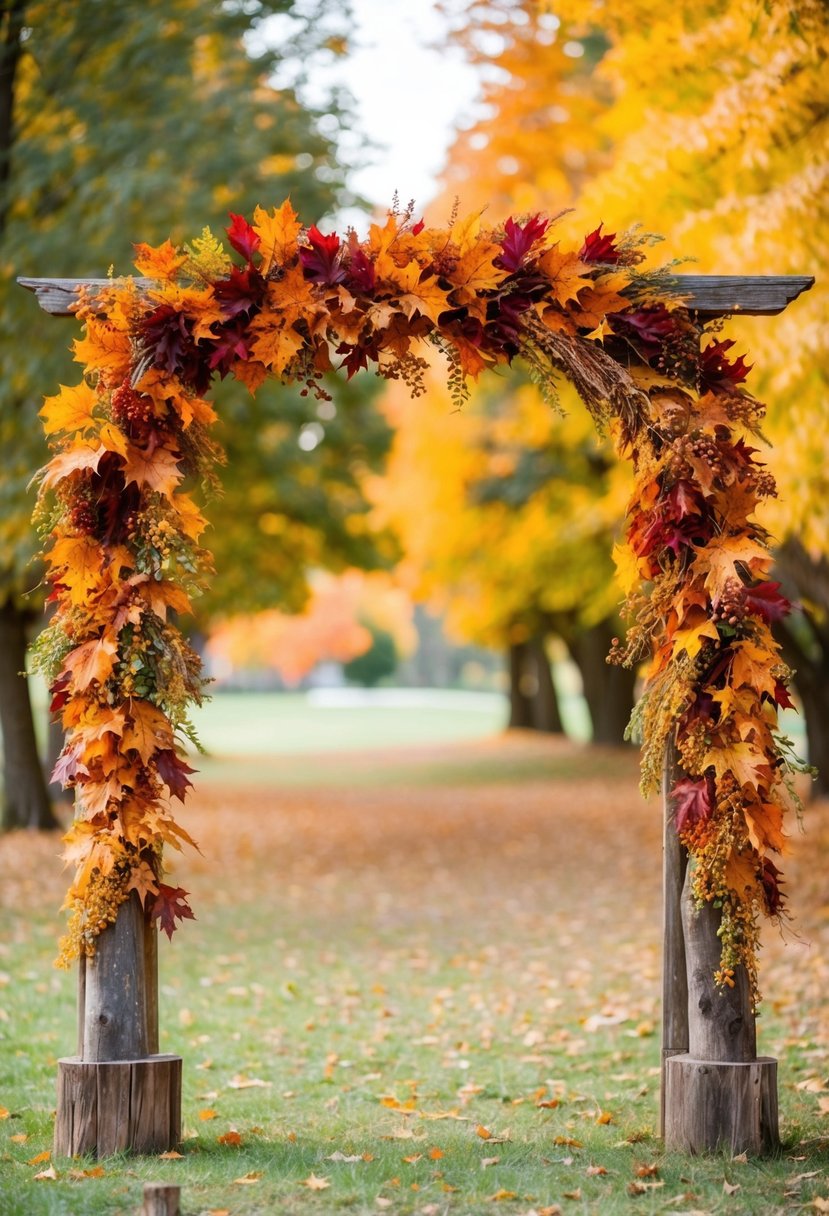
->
33 200 804 1000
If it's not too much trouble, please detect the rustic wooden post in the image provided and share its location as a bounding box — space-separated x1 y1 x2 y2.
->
19 271 814 1158
658 271 813 1154
54 891 181 1157
140 1182 182 1216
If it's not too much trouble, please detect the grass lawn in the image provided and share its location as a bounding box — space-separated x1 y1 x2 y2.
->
1 729 828 1215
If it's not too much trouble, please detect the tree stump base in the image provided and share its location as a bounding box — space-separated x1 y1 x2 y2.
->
55 1055 182 1157
664 1054 779 1155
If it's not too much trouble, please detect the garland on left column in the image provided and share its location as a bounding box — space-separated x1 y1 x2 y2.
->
31 278 221 965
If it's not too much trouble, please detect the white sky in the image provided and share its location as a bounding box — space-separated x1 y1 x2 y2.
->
332 0 481 213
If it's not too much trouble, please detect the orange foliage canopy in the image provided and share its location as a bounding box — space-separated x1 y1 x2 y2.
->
32 200 800 997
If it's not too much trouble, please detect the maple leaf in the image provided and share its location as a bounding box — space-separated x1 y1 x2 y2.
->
40 382 97 436
705 738 771 791
249 321 305 375
671 614 720 660
450 242 509 296
51 744 90 788
226 213 261 263
207 319 249 373
344 243 377 292
729 640 779 699
154 748 196 800
397 272 452 326
580 223 620 263
760 856 786 914
134 239 188 281
62 635 118 691
495 214 550 271
537 246 593 305
254 200 303 274
671 776 713 833
611 304 677 358
773 679 796 709
699 338 752 393
149 882 195 940
72 318 132 378
122 442 183 499
744 800 787 855
121 699 175 763
694 533 769 595
39 442 104 490
46 535 103 605
744 580 792 623
300 225 346 285
212 265 267 317
303 1174 331 1191
126 859 159 905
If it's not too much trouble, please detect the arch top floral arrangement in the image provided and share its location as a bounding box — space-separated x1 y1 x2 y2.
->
32 198 806 1001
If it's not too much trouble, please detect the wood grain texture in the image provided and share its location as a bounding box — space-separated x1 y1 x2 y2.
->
54 1055 182 1158
82 891 150 1062
141 1184 182 1216
660 740 689 1137
17 273 814 318
681 867 756 1062
664 1055 779 1155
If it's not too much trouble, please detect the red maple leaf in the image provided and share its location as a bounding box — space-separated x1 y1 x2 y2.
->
699 338 752 393
611 304 677 357
743 580 792 624
760 857 786 915
672 776 713 834
579 223 620 264
300 225 346 285
154 749 196 801
496 214 550 272
213 266 266 317
226 213 261 263
207 319 250 373
345 245 376 292
772 679 796 709
149 883 196 940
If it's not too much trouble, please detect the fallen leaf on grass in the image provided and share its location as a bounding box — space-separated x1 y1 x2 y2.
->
732 1151 748 1163
481 1156 500 1168
723 1180 740 1195
375 1200 393 1210
0 1107 9 1119
303 1173 331 1190
228 1074 271 1089
477 1124 493 1139
586 1164 608 1176
537 1099 560 1109
34 1165 58 1181
28 1151 51 1165
488 1189 517 1201
233 1172 263 1185
428 1146 444 1160
10 1133 28 1144
159 1150 183 1159
553 1136 582 1148
635 1163 659 1177
217 1131 242 1146
813 1200 829 1213
327 1151 364 1163
628 1180 665 1195
402 1153 423 1163
595 1110 613 1125
68 1166 105 1179
563 1189 582 1200
198 1108 218 1120
797 1077 828 1093
206 1210 230 1215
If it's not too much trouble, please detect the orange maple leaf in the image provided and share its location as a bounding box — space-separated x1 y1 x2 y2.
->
122 443 183 499
397 275 452 327
705 738 772 791
254 200 303 274
62 635 118 691
744 800 787 855
39 442 104 490
72 318 131 379
40 383 98 436
121 700 175 764
133 238 188 281
729 639 779 698
249 322 305 375
449 242 508 297
46 535 103 604
694 533 769 596
537 246 593 305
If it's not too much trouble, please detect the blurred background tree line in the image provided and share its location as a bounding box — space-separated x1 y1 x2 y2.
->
1 0 826 828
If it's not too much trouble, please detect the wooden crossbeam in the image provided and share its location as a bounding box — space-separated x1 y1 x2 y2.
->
18 273 815 319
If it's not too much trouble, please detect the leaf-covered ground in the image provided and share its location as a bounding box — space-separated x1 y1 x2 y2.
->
2 732 829 1214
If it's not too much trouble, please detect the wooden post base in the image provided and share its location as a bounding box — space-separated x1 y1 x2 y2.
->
664 1054 779 1155
55 1055 182 1158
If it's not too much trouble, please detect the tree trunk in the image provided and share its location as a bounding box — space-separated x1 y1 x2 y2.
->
507 635 564 733
567 619 636 745
0 600 58 831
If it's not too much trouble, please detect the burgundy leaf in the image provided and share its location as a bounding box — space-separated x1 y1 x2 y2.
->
213 266 266 317
150 882 196 940
744 580 792 624
760 857 786 915
300 225 346 285
579 223 620 264
154 749 196 801
495 214 550 272
699 338 752 393
773 679 796 710
672 776 713 834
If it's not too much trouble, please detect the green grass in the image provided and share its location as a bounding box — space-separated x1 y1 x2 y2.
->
1 733 828 1215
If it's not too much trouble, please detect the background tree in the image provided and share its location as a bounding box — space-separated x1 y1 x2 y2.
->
430 0 828 766
0 0 382 828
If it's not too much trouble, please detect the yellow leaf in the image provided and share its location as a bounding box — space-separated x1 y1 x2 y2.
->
303 1173 331 1190
121 700 175 764
172 492 208 542
134 238 187 281
40 383 97 435
730 639 779 698
254 200 303 274
450 242 508 296
98 422 129 458
537 246 593 304
397 276 452 326
46 535 103 605
695 533 769 595
612 541 643 597
158 1150 184 1159
72 318 131 378
451 209 485 254
671 614 720 661
122 443 183 499
249 322 305 376
40 442 104 490
0 1107 9 1119
62 635 118 692
199 1108 218 1121
487 1189 517 1202
705 739 772 790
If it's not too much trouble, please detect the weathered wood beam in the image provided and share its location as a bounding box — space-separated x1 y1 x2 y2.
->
17 273 815 319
